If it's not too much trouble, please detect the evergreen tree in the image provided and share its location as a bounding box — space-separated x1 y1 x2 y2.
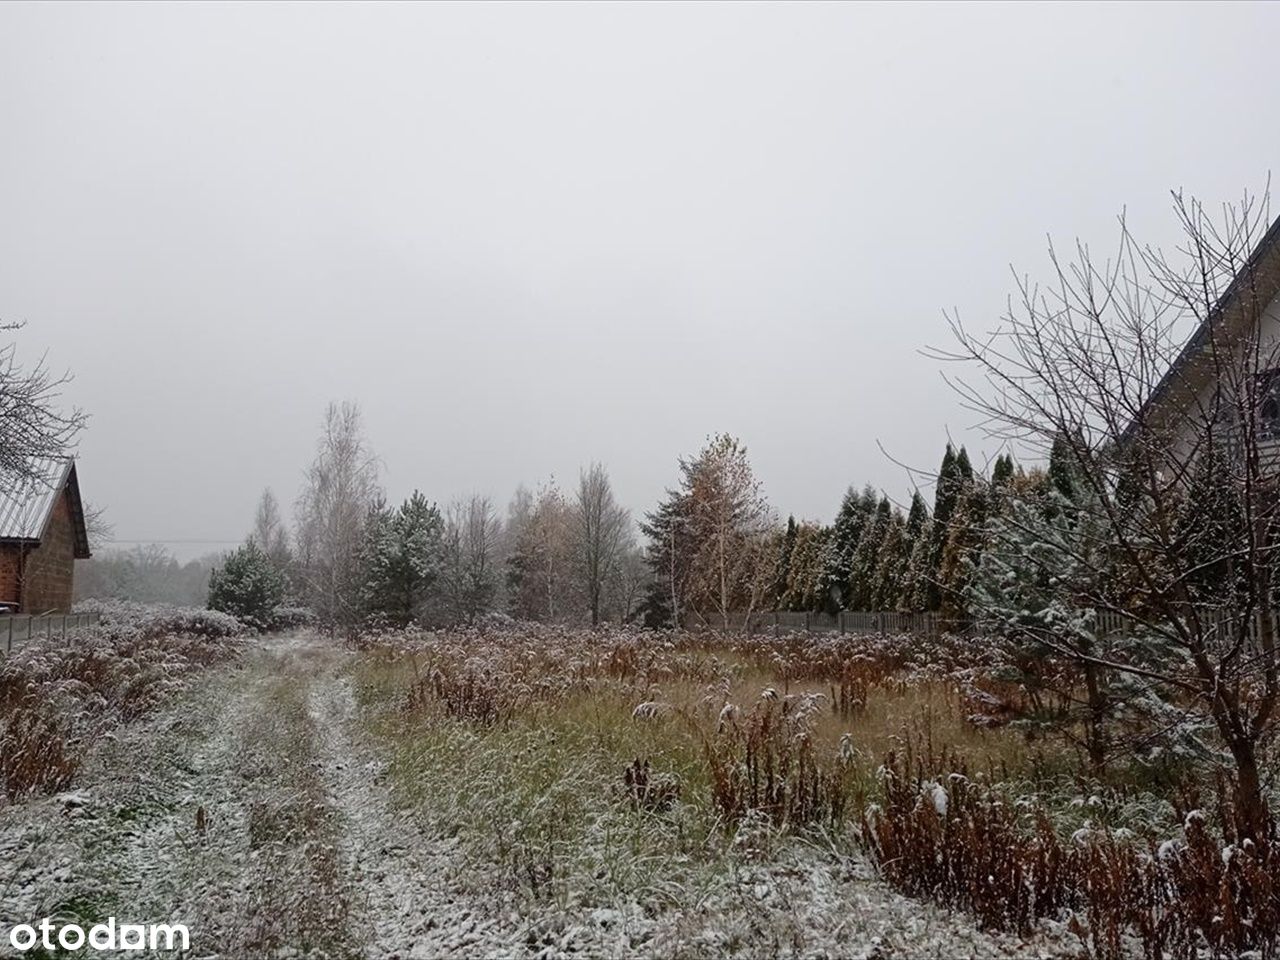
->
848 496 892 610
870 508 909 610
361 491 445 627
782 522 830 611
774 515 798 604
821 485 877 610
925 444 963 610
971 472 1178 772
901 491 932 611
1048 433 1077 502
991 453 1015 488
208 540 286 630
638 489 694 628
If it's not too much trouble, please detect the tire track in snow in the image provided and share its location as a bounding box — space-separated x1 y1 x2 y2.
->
305 650 523 958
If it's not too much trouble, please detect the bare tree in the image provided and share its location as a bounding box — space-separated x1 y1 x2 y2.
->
573 462 631 626
250 487 293 573
81 500 113 554
294 401 381 635
936 188 1280 838
507 481 578 622
0 324 86 486
607 545 650 625
686 434 777 632
440 494 502 624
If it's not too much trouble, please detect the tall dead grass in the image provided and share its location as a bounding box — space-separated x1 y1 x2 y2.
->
862 747 1280 959
361 621 1278 957
0 604 246 798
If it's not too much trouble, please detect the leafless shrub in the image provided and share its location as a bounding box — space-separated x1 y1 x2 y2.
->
620 758 681 812
703 691 851 828
862 750 1280 959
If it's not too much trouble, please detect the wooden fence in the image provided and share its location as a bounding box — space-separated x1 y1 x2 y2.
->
737 608 1275 644
1 612 101 654
721 610 946 637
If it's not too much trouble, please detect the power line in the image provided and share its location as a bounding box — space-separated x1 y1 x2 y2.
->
102 538 241 545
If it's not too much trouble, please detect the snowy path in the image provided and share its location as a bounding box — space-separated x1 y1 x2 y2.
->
0 632 522 957
0 631 1076 958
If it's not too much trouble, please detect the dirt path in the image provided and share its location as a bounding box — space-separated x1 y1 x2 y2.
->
0 631 520 958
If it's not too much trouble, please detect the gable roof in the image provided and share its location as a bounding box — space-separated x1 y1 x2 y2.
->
1123 211 1280 443
0 458 91 558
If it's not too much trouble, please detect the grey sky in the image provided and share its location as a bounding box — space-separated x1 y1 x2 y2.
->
2 2 1278 557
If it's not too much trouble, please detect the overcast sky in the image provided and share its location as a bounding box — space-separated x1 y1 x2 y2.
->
2 2 1279 557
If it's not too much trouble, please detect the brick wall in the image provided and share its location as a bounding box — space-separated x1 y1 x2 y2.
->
16 490 78 613
0 545 20 608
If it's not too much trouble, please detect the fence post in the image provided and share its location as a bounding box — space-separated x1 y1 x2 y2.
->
6 617 11 652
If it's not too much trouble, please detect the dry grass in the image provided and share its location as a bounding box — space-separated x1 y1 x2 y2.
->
0 603 247 798
862 741 1280 959
349 622 1277 957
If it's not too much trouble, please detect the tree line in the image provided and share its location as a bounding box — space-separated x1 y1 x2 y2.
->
204 405 1017 634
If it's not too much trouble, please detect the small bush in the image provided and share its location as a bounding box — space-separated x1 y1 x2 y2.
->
207 541 285 630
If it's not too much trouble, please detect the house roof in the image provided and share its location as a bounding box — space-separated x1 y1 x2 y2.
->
1123 210 1280 443
0 458 91 558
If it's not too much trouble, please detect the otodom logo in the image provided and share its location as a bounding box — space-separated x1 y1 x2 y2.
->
6 917 190 953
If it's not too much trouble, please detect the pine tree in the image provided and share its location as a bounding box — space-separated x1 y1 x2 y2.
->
208 540 286 630
361 491 445 627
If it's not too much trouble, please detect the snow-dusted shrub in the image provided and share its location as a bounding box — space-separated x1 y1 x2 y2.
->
863 750 1280 959
75 598 247 638
703 688 856 828
0 610 248 798
268 604 315 631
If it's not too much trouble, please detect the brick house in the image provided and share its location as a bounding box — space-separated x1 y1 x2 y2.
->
0 459 91 614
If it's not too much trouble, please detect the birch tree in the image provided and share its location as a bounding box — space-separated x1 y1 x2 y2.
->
573 462 632 626
440 494 502 624
294 401 381 635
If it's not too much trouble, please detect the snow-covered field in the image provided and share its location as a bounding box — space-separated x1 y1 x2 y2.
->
0 632 1077 958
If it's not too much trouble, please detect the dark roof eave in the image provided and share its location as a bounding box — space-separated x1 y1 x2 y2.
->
1120 209 1280 447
